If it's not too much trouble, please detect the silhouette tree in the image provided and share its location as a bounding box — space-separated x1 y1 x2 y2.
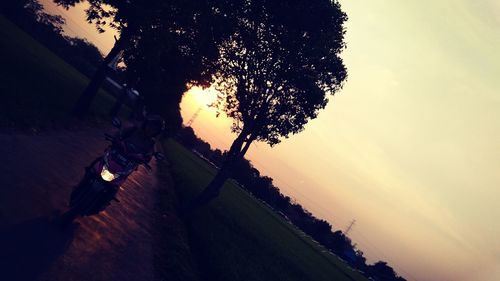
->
1 0 65 33
64 37 103 74
120 13 217 133
55 0 239 118
368 261 407 281
194 0 347 205
1 0 102 76
53 0 154 116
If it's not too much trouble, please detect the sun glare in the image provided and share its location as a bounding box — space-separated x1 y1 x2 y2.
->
185 86 219 109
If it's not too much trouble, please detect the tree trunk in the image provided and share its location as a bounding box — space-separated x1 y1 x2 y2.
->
192 130 255 207
72 30 131 118
192 164 233 206
238 135 254 158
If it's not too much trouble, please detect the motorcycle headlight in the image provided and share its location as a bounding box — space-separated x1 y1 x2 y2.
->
101 165 118 182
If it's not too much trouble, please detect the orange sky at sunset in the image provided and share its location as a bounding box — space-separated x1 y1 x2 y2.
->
39 1 500 280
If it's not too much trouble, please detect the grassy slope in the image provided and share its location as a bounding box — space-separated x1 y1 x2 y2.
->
0 15 115 129
163 139 368 281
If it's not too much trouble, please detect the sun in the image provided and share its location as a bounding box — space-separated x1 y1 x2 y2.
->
185 85 219 109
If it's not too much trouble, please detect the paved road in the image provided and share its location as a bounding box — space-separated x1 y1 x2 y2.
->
0 128 160 281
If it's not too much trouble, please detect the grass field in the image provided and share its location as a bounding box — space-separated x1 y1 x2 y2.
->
0 15 116 129
162 139 368 281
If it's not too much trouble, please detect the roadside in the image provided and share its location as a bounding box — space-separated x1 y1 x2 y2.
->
153 155 201 281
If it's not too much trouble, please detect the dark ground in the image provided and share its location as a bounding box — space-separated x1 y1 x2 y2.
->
0 128 198 281
0 16 199 281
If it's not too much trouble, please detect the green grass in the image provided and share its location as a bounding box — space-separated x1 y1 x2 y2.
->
162 139 368 281
0 15 116 129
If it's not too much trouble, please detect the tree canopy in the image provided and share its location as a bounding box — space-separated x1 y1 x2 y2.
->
212 0 347 147
194 0 347 204
55 0 245 119
119 1 220 129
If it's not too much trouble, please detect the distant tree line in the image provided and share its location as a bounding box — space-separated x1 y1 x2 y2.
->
0 0 109 79
177 126 407 281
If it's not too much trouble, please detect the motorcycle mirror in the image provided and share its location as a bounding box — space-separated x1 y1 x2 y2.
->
154 152 165 161
112 117 122 128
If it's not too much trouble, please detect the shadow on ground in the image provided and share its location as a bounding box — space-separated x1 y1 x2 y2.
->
0 217 77 281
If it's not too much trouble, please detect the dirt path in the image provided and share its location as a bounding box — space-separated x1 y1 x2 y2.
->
0 129 189 281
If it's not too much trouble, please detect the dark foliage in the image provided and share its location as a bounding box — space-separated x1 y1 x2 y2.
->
0 0 103 76
196 0 347 205
119 0 247 134
212 0 347 146
54 0 245 119
366 262 408 281
119 2 214 134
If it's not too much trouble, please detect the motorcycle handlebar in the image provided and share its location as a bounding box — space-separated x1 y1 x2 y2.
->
103 133 153 170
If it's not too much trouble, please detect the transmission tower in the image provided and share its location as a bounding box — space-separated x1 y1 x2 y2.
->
186 106 202 127
345 219 356 235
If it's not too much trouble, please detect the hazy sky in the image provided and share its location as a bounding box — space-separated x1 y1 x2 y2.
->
40 1 500 280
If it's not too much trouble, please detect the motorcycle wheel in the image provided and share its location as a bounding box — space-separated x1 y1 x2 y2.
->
59 180 99 226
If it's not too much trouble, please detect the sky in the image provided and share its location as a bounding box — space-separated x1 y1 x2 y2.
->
39 1 500 280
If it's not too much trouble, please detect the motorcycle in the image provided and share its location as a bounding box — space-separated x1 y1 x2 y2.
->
58 118 164 225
